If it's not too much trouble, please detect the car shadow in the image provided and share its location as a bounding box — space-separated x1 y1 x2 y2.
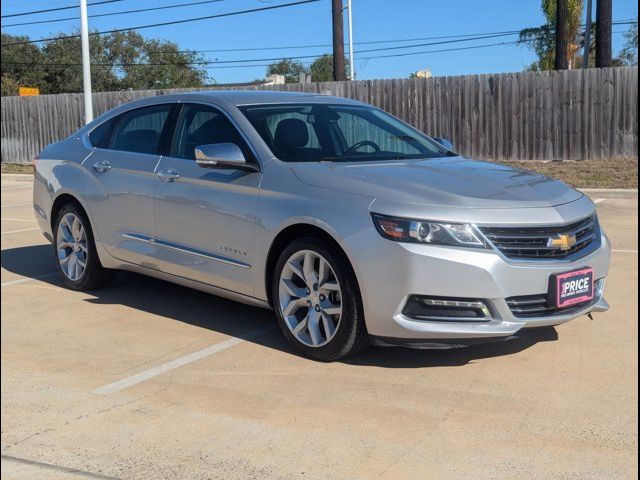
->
2 244 558 368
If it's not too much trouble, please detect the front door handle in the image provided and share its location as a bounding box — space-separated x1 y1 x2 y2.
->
157 169 180 182
93 161 112 173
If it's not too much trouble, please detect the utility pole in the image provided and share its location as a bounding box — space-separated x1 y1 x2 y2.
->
582 0 593 68
346 0 355 80
331 0 346 81
595 0 612 67
80 0 93 123
555 0 569 70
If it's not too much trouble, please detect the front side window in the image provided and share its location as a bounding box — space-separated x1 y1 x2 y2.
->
111 104 172 155
239 103 450 162
171 103 253 161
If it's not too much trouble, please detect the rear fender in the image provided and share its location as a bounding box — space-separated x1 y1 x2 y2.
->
48 155 107 241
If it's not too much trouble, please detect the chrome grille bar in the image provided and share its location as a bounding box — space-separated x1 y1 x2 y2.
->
479 215 599 260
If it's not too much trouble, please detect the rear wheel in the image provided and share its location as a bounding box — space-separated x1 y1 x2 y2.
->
272 237 368 361
53 203 114 290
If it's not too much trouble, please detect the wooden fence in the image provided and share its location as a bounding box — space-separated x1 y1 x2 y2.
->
1 66 637 164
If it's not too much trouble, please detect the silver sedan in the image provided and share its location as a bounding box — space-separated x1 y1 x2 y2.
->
33 91 610 361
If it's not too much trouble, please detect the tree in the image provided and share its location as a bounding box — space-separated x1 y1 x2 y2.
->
103 31 207 90
0 31 208 95
1 74 21 97
618 20 638 65
0 33 47 93
519 0 584 70
266 59 307 83
42 33 120 94
310 55 333 82
309 55 351 82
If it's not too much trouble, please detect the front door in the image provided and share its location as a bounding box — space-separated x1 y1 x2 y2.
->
86 103 173 266
153 103 262 296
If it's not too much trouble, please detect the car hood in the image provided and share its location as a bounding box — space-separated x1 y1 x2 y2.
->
290 156 583 209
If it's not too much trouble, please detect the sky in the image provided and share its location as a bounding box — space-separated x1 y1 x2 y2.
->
1 0 638 84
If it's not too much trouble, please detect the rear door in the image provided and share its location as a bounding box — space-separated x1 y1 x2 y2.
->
153 102 262 296
86 103 174 266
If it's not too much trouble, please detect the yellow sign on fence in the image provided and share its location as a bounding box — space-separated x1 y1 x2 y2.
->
18 87 40 97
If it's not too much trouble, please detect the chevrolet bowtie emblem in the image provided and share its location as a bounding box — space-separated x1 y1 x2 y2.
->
547 233 577 251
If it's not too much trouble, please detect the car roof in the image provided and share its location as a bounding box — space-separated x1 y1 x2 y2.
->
123 90 365 109
84 90 368 132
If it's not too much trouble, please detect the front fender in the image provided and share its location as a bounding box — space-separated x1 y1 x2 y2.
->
253 162 375 302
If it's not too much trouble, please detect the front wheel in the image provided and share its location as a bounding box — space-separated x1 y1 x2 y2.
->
272 237 368 361
53 203 114 290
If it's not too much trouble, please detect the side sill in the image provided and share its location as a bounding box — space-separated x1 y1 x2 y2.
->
117 261 271 310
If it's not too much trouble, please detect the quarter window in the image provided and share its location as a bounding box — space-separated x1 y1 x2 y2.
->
171 104 253 161
111 104 172 155
88 118 116 149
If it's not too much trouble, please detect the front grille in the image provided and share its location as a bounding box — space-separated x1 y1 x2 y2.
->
479 215 598 260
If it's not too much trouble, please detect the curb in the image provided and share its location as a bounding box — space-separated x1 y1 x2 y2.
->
1 173 33 182
580 188 638 199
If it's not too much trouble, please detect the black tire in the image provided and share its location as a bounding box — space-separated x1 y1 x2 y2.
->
272 237 369 361
53 202 115 290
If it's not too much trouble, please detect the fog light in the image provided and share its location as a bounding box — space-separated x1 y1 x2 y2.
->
402 295 492 322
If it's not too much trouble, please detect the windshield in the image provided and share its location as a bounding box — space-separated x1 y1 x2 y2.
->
238 103 452 162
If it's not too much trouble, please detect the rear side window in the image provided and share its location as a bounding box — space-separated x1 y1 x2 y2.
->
88 118 115 149
111 104 172 155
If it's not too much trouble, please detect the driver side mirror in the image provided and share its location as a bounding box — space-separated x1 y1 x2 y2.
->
433 137 454 151
194 143 258 172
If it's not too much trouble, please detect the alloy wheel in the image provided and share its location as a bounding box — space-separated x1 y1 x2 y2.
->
278 250 343 347
56 212 88 281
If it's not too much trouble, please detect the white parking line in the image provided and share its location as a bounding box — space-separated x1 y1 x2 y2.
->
1 202 32 208
1 217 36 222
593 198 606 204
1 454 119 480
1 227 39 235
93 324 276 395
1 272 57 287
612 249 638 253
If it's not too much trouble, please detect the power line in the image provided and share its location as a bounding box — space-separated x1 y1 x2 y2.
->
360 40 523 61
1 30 632 69
0 37 546 68
0 0 322 46
0 32 525 66
1 0 126 19
2 0 226 28
156 19 638 54
159 30 526 54
1 30 630 71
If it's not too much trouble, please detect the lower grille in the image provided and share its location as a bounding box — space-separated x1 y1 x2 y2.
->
506 280 602 318
479 215 599 260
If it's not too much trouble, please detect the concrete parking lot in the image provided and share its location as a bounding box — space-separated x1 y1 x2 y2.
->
1 177 637 479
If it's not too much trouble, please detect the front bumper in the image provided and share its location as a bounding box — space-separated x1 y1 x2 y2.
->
349 229 611 342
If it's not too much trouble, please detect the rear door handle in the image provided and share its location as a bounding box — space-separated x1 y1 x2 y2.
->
157 169 180 182
92 161 112 173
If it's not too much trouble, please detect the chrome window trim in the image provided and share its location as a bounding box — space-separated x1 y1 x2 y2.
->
122 233 251 269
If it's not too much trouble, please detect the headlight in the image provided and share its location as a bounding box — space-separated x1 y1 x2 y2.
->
371 213 488 248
